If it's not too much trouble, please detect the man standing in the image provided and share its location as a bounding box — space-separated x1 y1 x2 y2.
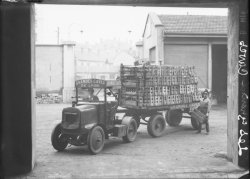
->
88 88 99 102
196 89 211 135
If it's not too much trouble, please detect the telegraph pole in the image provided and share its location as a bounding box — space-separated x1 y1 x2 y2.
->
57 27 60 44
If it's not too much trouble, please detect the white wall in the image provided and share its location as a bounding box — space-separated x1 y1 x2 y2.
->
35 45 63 92
142 15 164 64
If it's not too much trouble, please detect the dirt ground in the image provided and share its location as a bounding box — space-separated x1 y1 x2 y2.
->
12 103 247 178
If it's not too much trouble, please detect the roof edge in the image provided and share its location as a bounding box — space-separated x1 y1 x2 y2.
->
142 12 163 37
163 33 227 38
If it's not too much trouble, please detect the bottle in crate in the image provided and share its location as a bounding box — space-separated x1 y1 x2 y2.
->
172 95 176 104
177 76 182 85
194 76 198 83
189 94 193 103
172 95 175 105
176 86 179 95
162 86 166 96
149 96 155 106
190 84 195 93
186 85 191 94
163 96 167 105
177 95 181 104
192 93 196 102
166 86 171 95
159 96 163 105
179 85 184 94
171 76 175 85
149 87 154 96
163 76 167 85
154 96 158 106
182 94 186 104
158 86 162 96
158 77 162 85
190 76 194 84
138 96 144 107
172 86 176 95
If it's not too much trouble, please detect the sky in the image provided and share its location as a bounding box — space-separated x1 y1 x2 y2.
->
35 5 228 45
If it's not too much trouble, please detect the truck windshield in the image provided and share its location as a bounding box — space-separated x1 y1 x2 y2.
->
77 87 103 102
78 88 117 102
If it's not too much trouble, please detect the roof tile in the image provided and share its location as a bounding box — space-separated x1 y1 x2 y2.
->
158 15 227 34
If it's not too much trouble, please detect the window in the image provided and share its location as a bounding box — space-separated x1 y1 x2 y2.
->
149 47 156 62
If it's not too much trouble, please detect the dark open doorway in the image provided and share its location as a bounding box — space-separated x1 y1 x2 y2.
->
212 44 227 104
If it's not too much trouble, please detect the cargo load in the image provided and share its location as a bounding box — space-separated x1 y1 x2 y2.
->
120 64 201 110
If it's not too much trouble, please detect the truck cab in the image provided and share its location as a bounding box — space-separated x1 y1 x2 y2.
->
51 79 137 154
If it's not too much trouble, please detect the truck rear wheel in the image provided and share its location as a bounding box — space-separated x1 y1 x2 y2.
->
125 112 141 129
165 109 182 126
51 123 68 151
88 126 105 155
147 114 166 137
122 116 137 142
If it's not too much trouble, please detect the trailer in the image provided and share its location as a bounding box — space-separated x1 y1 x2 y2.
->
117 64 202 137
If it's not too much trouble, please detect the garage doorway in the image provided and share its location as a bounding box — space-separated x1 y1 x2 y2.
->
212 44 227 104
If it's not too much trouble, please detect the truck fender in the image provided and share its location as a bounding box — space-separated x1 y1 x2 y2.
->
85 123 97 130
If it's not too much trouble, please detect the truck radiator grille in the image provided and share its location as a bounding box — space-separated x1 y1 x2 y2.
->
65 113 77 124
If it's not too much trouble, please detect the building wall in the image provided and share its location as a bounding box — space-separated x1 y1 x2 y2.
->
35 45 63 92
136 45 144 59
143 16 158 62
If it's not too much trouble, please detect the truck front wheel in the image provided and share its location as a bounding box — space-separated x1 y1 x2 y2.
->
51 123 68 151
147 114 166 137
87 126 105 155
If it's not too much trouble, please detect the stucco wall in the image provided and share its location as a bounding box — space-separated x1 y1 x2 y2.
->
35 45 63 92
143 16 158 61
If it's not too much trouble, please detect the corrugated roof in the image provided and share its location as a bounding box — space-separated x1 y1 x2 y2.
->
158 15 227 34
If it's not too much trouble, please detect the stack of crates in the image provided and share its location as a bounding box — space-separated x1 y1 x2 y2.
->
120 64 202 108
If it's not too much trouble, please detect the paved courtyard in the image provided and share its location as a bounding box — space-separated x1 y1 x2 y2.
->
11 104 247 178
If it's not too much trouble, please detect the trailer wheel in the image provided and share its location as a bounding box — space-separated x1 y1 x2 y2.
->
122 116 137 142
147 114 166 137
165 109 182 126
191 117 199 130
51 123 68 151
87 126 105 155
125 112 141 129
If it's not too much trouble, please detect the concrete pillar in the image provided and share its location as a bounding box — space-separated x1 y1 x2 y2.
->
0 2 35 176
237 0 249 169
156 26 164 65
227 2 239 166
208 42 212 90
62 42 76 103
